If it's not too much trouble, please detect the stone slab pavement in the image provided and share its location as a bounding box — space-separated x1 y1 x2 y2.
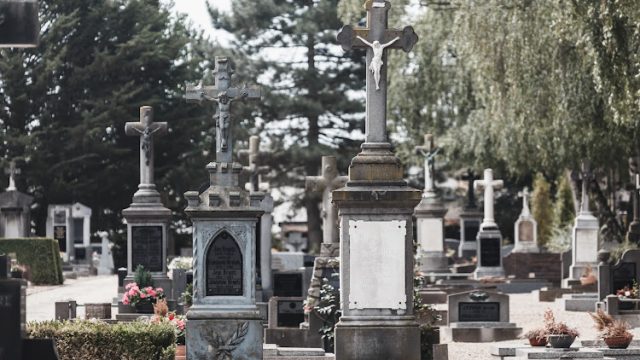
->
27 275 118 322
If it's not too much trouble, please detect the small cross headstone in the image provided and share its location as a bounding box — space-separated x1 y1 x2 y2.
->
125 106 167 200
414 134 440 195
186 57 261 164
578 159 593 214
474 169 503 230
514 187 539 253
239 135 270 192
305 156 347 256
4 161 20 191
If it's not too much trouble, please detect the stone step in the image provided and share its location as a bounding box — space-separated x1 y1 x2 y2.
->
263 344 334 359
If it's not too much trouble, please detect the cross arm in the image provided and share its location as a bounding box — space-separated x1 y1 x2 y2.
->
331 175 348 190
306 176 327 193
336 25 418 52
185 83 261 103
124 121 168 137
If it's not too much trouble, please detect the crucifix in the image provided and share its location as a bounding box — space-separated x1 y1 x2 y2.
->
239 136 270 192
518 187 531 217
125 106 167 194
337 0 418 145
474 168 503 230
306 156 348 254
414 134 440 196
579 159 593 215
462 169 479 210
4 160 20 191
186 57 261 163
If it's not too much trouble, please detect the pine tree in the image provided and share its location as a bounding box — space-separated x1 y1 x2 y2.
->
554 172 576 229
211 0 365 253
532 173 553 248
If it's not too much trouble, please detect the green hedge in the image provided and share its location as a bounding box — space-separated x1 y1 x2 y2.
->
28 321 176 360
0 238 63 284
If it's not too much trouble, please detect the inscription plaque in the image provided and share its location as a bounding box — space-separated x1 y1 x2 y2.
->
276 300 305 327
458 302 500 322
576 228 598 263
518 221 534 242
273 273 303 297
131 226 163 272
480 236 501 267
206 232 243 296
464 220 480 242
53 226 66 252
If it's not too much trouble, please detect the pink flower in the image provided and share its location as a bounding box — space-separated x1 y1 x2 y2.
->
122 294 130 305
140 292 147 299
125 282 135 290
147 289 157 298
156 288 163 293
128 289 137 297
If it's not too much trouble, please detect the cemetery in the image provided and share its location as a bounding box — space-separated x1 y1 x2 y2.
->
2 0 640 360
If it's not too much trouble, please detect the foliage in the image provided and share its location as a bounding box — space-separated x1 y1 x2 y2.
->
122 282 165 307
167 257 192 271
523 328 547 341
312 274 341 351
211 0 365 253
0 0 214 256
616 280 639 299
151 300 186 345
546 226 572 254
532 174 553 249
133 265 153 288
27 320 176 360
610 241 640 263
0 238 63 284
181 283 193 307
589 309 633 340
543 309 579 337
554 173 576 229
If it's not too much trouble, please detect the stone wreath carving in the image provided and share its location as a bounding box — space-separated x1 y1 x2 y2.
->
211 322 249 360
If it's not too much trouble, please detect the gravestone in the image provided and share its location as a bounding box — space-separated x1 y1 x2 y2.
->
0 161 34 238
473 169 505 278
598 249 640 301
0 278 26 360
459 170 483 259
267 297 305 328
513 188 539 253
239 135 274 300
627 157 640 244
46 203 92 262
333 2 422 358
567 160 600 283
184 56 264 360
172 269 188 303
122 106 172 296
97 232 114 275
0 0 39 48
442 290 521 342
414 134 449 273
274 272 303 297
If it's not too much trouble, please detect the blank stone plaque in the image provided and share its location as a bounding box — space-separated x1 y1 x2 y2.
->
575 228 598 263
418 218 443 252
348 220 406 310
518 221 534 242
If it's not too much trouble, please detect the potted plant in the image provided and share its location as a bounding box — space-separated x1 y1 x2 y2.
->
580 265 597 286
10 264 24 279
523 328 547 347
615 281 639 310
122 282 165 313
151 299 186 359
544 309 579 348
589 309 633 349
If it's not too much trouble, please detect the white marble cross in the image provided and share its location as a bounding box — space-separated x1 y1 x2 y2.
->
518 187 531 217
4 160 20 191
125 106 167 187
579 159 593 214
186 57 261 163
336 0 418 144
474 168 503 229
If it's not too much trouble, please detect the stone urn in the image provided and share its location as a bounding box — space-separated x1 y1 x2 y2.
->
604 335 633 349
528 337 547 347
548 334 576 348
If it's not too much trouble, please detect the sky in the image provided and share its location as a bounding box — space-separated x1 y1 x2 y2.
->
170 0 231 39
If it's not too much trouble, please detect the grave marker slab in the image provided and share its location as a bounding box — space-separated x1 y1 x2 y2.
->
273 272 303 298
206 232 243 296
0 279 25 360
473 169 505 278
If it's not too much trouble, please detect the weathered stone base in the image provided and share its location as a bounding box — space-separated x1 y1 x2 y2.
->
264 328 323 349
186 318 263 360
563 293 598 312
474 266 505 279
263 344 334 359
440 322 522 343
418 252 449 273
334 321 420 360
515 347 606 359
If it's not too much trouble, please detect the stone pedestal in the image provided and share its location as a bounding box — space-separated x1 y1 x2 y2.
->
458 210 482 259
568 212 600 281
0 190 33 238
259 194 274 300
415 195 448 273
474 228 505 279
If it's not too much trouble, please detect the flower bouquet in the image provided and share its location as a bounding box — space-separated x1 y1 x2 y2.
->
122 282 165 313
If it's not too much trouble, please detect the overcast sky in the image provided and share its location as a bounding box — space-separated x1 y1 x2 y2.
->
170 0 231 39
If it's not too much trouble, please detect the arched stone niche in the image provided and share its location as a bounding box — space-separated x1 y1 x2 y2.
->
206 231 243 296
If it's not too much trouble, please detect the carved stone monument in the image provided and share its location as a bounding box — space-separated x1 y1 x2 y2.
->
458 170 483 259
184 57 264 360
473 169 505 279
239 135 273 300
122 106 172 294
568 160 600 282
513 187 539 253
334 2 421 359
414 134 448 273
0 161 33 238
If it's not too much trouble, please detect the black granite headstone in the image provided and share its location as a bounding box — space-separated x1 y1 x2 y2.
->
53 226 66 252
480 236 501 267
22 338 59 360
0 255 9 279
117 268 127 288
277 299 305 327
0 279 23 360
273 273 303 297
612 262 636 294
464 220 480 242
131 226 163 272
458 302 500 322
206 232 243 296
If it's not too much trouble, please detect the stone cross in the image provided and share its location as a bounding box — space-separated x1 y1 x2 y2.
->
474 168 503 229
337 0 418 144
579 159 593 214
4 161 20 191
186 57 261 163
414 134 440 195
305 156 348 255
518 187 531 217
239 136 270 192
461 169 479 209
125 106 167 188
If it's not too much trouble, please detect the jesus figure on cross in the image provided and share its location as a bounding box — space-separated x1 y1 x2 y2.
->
356 35 400 90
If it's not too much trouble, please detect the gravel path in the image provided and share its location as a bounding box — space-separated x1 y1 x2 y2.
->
443 291 640 359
